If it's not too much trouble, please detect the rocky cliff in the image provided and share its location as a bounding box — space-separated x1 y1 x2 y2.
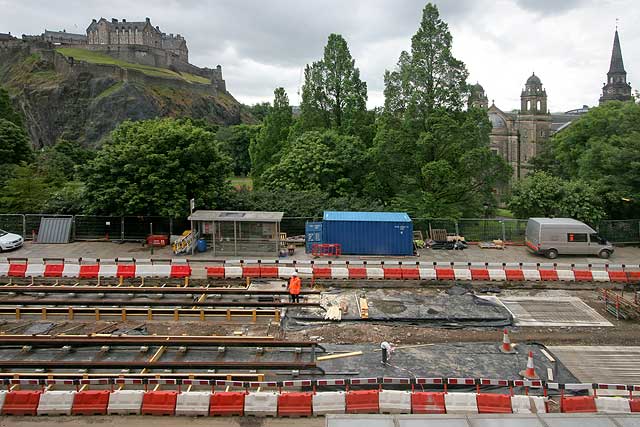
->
0 41 248 147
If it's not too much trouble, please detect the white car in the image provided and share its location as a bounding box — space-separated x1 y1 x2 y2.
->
0 229 23 251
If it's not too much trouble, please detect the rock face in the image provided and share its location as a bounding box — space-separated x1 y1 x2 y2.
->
0 41 246 148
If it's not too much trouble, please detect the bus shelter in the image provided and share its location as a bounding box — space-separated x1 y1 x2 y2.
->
187 210 284 256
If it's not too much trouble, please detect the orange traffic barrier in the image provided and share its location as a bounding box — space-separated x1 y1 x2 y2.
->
260 266 279 278
383 268 403 279
401 268 420 279
561 395 596 413
476 393 512 413
242 266 261 278
313 267 332 279
206 266 225 278
630 398 640 412
504 269 525 281
348 268 367 279
210 392 245 416
346 390 379 414
116 264 136 279
170 265 191 278
72 390 111 415
2 390 42 415
79 264 100 279
539 269 558 281
435 268 455 280
411 392 446 414
277 392 313 417
141 391 178 416
470 269 490 280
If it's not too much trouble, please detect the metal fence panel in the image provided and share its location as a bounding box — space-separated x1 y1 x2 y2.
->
24 214 73 241
280 217 315 237
123 216 171 241
598 219 640 244
74 216 122 241
0 214 24 236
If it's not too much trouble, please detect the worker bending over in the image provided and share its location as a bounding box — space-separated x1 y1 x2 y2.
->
288 271 301 303
381 341 395 365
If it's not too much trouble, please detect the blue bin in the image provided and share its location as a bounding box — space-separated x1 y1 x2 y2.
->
196 238 207 253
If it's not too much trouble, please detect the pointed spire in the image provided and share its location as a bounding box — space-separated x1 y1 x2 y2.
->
608 30 626 74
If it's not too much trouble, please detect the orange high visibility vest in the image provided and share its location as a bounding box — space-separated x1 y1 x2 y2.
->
289 277 301 295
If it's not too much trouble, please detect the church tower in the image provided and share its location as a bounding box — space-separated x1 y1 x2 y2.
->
468 82 489 109
517 73 551 177
599 29 633 104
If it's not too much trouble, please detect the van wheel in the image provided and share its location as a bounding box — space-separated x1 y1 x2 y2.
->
545 249 558 259
598 249 611 259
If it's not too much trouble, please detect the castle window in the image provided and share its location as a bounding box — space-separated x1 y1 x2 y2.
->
526 100 531 110
536 100 541 111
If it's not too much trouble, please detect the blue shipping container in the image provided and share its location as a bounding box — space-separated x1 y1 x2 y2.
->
305 221 323 253
322 211 413 256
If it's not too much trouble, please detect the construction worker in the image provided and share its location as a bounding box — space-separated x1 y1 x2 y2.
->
381 341 395 365
288 271 301 303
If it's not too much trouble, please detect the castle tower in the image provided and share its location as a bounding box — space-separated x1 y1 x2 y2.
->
468 82 488 109
599 29 633 104
517 73 551 178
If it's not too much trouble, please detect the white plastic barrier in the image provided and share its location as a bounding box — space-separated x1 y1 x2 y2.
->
556 270 575 281
296 267 314 279
312 391 346 415
107 390 145 415
444 392 478 414
175 391 211 416
37 390 76 415
98 264 117 278
511 395 548 414
488 269 507 281
331 268 349 279
378 390 411 414
25 263 45 278
152 265 171 278
0 263 8 277
454 269 472 281
522 270 541 281
135 264 154 278
591 270 611 282
595 396 631 414
419 268 437 280
62 264 80 278
244 392 278 417
224 266 243 279
0 390 7 411
366 268 385 279
278 267 296 279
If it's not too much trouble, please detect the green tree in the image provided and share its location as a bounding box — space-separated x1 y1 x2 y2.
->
298 34 369 138
536 101 640 218
0 87 24 128
249 88 293 182
0 118 33 166
215 124 260 177
260 130 368 198
82 118 232 217
243 102 272 122
0 164 49 213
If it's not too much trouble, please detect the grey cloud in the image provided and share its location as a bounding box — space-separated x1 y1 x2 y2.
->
513 0 592 15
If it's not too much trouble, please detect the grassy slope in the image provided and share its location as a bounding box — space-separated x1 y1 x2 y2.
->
56 48 210 84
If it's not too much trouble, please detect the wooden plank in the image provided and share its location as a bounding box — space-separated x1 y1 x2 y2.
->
317 351 363 361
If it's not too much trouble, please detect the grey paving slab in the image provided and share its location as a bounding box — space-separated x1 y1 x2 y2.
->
495 297 612 327
548 346 640 384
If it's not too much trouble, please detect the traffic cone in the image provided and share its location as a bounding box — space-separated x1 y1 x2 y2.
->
500 328 516 354
519 351 539 379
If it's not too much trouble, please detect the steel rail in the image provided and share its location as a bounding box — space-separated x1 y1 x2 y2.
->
0 285 320 295
0 360 318 370
0 298 320 308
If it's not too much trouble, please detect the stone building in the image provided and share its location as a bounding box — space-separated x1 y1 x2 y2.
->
86 17 188 63
599 29 633 104
43 30 87 44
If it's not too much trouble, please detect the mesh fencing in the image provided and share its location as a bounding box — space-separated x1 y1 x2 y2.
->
597 220 640 244
0 214 24 236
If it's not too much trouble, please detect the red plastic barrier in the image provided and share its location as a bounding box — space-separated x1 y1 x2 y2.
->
470 269 490 280
8 263 27 278
141 391 178 416
573 270 593 282
384 268 403 279
72 390 111 415
348 268 367 279
210 392 245 416
505 269 525 281
630 398 640 412
539 269 558 281
411 392 446 414
561 396 596 413
206 266 225 278
2 390 42 415
116 264 136 279
170 265 191 278
346 389 379 414
477 393 512 414
260 266 279 278
628 271 640 281
402 268 420 280
242 266 261 278
435 268 455 280
608 271 628 283
79 264 99 279
44 264 64 277
313 267 332 279
277 392 313 417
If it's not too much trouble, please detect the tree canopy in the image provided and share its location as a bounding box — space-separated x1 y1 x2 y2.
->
0 87 24 128
0 118 33 166
82 119 232 217
215 124 259 177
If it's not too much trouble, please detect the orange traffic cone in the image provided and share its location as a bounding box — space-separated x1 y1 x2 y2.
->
519 351 539 379
500 328 516 354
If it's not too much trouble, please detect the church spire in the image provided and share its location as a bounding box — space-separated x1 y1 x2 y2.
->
608 30 625 74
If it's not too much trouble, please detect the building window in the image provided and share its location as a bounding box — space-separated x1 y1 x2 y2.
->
567 233 588 243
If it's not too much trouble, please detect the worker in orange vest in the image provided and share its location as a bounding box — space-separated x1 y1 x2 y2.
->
288 271 301 303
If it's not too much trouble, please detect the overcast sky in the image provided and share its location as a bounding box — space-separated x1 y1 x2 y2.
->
2 0 638 112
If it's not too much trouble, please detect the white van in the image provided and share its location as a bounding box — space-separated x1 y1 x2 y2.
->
525 218 614 259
